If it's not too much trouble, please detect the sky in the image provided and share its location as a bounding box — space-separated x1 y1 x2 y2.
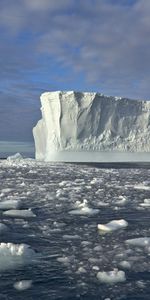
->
0 0 150 154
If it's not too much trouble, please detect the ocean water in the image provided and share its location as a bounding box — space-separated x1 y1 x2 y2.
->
0 159 150 299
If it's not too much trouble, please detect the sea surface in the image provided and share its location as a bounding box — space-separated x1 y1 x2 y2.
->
0 159 150 299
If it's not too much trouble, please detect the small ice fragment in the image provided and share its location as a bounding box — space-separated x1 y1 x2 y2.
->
93 245 102 251
57 256 69 264
92 266 99 271
119 260 131 269
63 234 80 240
0 243 36 271
74 199 88 208
77 267 86 274
97 201 109 207
115 196 128 206
69 207 99 216
13 280 32 291
125 237 150 247
0 200 21 210
3 209 36 218
134 184 150 191
98 219 128 233
97 268 126 284
140 199 150 207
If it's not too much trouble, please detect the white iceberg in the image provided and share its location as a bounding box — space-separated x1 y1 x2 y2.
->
0 243 36 271
97 268 126 284
97 219 128 233
33 91 150 162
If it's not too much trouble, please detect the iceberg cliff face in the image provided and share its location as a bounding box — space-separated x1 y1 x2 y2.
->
33 91 150 161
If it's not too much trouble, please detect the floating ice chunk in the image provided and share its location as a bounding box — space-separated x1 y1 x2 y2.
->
97 268 126 284
97 201 109 207
13 280 32 291
77 267 86 274
115 196 128 206
92 266 99 271
63 234 81 240
74 199 88 208
140 199 150 207
0 243 36 271
125 237 150 247
3 209 36 218
1 188 13 194
119 260 131 269
69 207 99 216
98 219 128 233
57 256 70 264
134 184 150 191
0 200 21 210
7 153 23 162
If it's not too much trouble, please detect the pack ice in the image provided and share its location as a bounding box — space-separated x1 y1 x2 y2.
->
33 91 150 161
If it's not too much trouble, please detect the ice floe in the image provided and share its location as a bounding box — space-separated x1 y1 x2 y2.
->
13 280 32 291
125 237 150 247
139 199 150 207
98 219 128 233
7 153 23 162
3 209 36 218
69 206 99 216
97 268 126 284
0 243 36 271
0 200 21 210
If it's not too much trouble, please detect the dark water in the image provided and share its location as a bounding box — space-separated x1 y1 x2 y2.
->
0 160 150 299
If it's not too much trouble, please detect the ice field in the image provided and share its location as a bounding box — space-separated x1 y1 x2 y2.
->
0 157 150 299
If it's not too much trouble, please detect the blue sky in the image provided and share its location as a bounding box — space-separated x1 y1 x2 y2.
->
0 0 150 154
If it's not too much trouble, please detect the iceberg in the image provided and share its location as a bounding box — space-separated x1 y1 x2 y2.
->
33 91 150 162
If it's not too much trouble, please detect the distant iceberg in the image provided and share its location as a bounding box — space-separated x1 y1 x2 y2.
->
33 91 150 162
